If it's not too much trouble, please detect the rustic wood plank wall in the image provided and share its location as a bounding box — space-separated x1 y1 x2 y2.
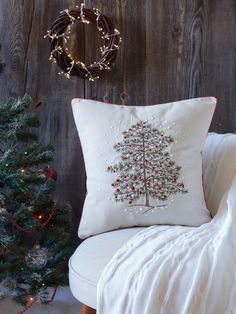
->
0 0 235 233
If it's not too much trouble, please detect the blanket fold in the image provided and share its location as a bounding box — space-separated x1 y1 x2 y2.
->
97 173 236 314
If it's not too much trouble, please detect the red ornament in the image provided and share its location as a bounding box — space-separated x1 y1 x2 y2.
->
116 189 120 192
43 167 57 181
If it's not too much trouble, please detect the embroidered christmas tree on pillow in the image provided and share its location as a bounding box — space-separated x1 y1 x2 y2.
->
72 97 216 238
108 121 187 215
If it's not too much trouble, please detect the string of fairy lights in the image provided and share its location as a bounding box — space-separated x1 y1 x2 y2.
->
44 1 122 81
2 161 58 234
1 161 59 312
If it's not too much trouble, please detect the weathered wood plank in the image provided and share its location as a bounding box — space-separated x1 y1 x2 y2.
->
145 0 208 104
186 0 208 99
0 0 35 97
203 0 236 133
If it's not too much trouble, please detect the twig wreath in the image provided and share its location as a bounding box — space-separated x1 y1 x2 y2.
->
44 2 122 81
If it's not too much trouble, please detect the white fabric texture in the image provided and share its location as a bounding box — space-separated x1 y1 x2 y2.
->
72 98 216 238
69 228 144 309
203 133 236 217
97 133 236 314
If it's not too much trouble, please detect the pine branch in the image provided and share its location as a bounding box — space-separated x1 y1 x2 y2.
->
0 93 75 305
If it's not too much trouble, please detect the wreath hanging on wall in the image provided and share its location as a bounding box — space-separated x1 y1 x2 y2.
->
44 3 122 81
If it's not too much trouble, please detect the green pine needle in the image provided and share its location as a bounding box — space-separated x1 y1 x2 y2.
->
0 94 75 306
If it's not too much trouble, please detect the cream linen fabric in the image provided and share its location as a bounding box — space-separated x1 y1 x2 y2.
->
203 133 236 217
72 98 216 238
69 228 144 309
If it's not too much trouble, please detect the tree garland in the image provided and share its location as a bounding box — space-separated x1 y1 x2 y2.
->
2 206 59 234
45 3 122 81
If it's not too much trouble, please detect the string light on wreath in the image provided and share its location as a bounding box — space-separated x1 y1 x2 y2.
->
44 1 122 81
61 9 77 23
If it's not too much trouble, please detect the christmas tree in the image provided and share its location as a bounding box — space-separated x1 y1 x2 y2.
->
0 94 74 309
108 121 187 214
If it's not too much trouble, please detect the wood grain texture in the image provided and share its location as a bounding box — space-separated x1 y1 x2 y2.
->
81 304 96 314
0 0 236 235
203 0 236 133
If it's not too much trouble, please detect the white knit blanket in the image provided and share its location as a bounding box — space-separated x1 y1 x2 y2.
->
97 172 236 314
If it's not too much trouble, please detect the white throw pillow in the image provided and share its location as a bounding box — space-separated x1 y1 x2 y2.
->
72 97 216 238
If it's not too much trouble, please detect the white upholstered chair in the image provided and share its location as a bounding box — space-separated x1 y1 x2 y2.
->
69 133 236 313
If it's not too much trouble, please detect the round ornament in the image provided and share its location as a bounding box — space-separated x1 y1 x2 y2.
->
43 166 57 181
25 245 48 270
44 3 122 81
31 272 42 282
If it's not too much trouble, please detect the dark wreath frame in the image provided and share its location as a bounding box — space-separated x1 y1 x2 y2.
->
46 7 121 81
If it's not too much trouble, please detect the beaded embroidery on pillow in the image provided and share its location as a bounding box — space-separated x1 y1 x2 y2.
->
72 97 216 238
107 121 187 216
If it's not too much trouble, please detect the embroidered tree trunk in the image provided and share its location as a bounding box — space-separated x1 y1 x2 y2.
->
142 136 150 207
107 121 187 214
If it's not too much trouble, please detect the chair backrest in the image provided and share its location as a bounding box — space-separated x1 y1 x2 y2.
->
203 133 236 217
